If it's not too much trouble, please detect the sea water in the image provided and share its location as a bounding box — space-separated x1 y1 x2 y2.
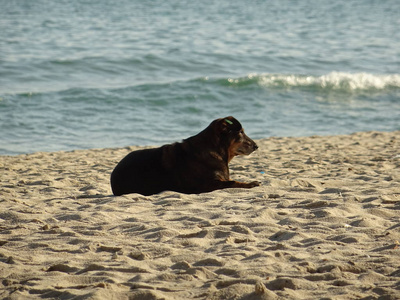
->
1 0 399 155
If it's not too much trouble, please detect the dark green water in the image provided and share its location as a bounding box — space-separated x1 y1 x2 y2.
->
1 0 399 154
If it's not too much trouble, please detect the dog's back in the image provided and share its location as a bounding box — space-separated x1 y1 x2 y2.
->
111 146 171 196
111 142 217 196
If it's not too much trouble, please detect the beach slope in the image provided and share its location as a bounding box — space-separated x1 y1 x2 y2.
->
1 131 399 299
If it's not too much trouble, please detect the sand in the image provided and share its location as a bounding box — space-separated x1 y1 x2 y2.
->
1 131 399 300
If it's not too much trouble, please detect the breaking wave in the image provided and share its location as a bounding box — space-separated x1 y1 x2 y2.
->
210 72 400 93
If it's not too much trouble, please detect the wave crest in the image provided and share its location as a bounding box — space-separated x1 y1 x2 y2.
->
220 72 400 92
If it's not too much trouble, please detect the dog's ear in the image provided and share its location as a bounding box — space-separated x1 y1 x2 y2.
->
218 116 242 133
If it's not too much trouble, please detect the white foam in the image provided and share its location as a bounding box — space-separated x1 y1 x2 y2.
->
256 72 400 91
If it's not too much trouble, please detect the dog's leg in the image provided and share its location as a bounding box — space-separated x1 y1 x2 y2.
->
213 180 260 190
230 180 260 188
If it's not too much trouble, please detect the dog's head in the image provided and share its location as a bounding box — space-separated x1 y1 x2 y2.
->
214 116 258 162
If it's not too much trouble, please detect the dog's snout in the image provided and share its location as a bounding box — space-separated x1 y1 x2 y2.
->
253 143 258 151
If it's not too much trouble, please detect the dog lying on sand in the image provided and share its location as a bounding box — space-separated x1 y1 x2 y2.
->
111 116 259 196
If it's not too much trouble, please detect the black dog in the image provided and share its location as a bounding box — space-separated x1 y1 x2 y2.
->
111 116 259 196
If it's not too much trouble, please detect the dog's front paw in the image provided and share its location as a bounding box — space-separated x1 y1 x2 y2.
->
247 181 261 188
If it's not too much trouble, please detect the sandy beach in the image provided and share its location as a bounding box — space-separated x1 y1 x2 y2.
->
1 131 399 300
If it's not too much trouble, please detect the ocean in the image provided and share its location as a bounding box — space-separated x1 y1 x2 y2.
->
1 0 399 155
